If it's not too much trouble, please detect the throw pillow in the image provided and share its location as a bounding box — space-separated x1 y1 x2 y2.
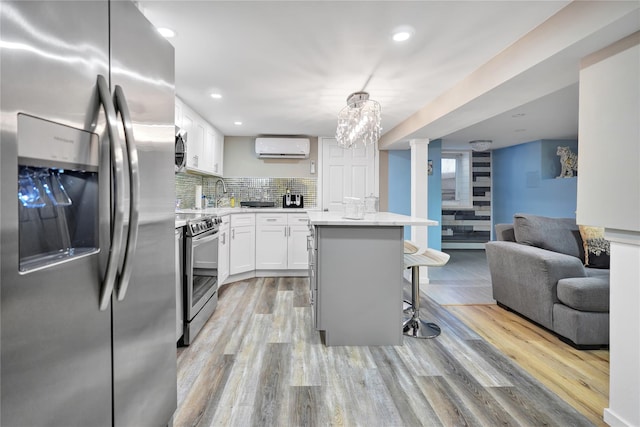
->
578 225 610 269
513 213 584 260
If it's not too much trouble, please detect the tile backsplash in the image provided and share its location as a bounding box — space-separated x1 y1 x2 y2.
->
175 173 317 209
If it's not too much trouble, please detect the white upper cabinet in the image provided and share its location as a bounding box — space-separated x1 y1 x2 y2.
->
206 126 224 176
175 97 224 177
213 128 224 176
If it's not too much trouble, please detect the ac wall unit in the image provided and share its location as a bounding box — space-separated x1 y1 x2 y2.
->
255 137 310 159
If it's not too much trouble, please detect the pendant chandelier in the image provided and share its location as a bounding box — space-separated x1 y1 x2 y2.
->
469 139 492 152
336 91 381 148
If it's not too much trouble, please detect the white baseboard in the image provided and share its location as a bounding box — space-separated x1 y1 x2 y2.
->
256 270 308 278
223 269 308 285
604 408 633 426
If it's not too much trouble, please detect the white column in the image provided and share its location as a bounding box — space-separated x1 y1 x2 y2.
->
410 138 430 284
604 230 640 427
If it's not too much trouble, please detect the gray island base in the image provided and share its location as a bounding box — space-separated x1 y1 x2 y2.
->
307 211 438 346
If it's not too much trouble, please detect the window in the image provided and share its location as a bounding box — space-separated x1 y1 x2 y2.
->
441 151 472 208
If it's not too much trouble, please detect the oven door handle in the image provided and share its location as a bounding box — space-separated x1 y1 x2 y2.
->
113 85 140 302
97 75 125 312
192 231 219 246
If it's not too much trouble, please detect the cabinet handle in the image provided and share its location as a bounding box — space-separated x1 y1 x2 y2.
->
284 227 287 237
267 218 277 222
232 228 235 239
222 232 226 245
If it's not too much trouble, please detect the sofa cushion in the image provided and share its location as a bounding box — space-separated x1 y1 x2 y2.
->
513 213 584 260
586 268 610 279
557 277 609 312
578 225 610 269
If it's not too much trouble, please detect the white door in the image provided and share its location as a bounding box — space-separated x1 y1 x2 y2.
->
321 137 377 211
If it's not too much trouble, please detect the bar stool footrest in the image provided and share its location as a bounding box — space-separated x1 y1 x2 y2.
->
403 317 441 339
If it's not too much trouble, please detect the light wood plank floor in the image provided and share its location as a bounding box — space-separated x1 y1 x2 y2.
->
427 250 609 426
176 270 596 426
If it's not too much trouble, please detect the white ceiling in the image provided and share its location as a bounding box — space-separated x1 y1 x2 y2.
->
138 1 639 151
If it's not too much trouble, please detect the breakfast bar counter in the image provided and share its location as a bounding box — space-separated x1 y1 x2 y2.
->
307 211 437 346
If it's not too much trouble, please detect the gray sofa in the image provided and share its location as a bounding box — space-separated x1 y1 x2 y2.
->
485 213 609 348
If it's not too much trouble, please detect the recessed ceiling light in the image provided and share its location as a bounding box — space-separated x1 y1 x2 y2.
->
157 27 175 38
210 93 222 99
234 121 242 126
393 31 411 42
512 113 526 118
392 26 415 42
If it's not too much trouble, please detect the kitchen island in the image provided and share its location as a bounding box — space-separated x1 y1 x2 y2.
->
307 211 437 346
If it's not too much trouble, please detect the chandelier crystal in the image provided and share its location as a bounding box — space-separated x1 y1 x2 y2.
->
336 92 381 148
469 139 492 152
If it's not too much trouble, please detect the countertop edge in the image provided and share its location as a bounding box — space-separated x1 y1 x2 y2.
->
175 207 317 228
307 211 438 227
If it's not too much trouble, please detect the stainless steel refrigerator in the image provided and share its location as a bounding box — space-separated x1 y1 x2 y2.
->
0 1 177 425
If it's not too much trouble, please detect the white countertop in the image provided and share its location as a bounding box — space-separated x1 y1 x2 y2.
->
175 207 314 228
307 211 438 226
176 208 437 228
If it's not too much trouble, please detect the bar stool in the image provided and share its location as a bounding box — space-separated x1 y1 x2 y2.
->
402 248 450 339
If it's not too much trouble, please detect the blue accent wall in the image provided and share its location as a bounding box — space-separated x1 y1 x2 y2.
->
388 150 411 239
428 140 442 250
386 140 442 250
493 139 578 228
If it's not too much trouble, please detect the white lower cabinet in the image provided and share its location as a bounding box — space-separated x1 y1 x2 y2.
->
287 214 311 270
218 215 230 284
256 213 288 269
229 214 255 275
255 213 309 270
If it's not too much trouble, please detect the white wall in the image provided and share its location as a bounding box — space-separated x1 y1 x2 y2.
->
577 33 640 427
223 136 318 178
577 33 640 231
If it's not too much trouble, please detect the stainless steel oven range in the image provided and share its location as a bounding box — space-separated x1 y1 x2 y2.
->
183 215 221 345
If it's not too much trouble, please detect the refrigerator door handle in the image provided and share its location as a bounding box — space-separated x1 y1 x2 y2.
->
113 85 140 302
97 75 126 311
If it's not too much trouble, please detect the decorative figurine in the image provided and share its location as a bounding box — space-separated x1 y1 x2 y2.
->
556 146 578 178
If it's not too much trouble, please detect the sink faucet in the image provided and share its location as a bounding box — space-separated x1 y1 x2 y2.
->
215 178 227 207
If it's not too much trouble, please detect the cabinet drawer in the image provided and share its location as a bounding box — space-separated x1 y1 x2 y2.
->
287 213 309 225
257 213 287 226
231 213 255 227
219 214 230 226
